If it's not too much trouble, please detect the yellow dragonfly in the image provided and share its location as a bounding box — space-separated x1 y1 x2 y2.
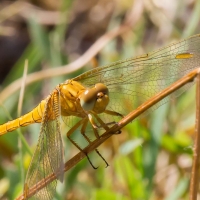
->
0 34 200 200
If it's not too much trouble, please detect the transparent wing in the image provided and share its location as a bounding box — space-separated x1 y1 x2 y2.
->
24 93 64 200
73 34 200 116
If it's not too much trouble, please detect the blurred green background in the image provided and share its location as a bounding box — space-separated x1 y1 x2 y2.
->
0 0 200 199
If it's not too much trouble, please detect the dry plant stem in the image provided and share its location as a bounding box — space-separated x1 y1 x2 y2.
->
189 72 200 200
0 1 61 26
18 60 28 186
0 0 144 104
0 25 129 103
18 60 28 117
16 68 200 200
0 1 25 24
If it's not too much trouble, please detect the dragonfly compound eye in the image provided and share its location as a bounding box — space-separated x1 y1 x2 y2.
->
79 83 109 113
95 83 109 95
93 83 109 113
79 88 97 111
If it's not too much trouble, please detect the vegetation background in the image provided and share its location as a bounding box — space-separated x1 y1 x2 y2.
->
0 0 200 199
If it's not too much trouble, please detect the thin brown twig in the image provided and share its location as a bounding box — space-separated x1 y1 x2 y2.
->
0 1 61 26
189 70 200 199
0 1 25 24
0 0 144 104
16 68 200 200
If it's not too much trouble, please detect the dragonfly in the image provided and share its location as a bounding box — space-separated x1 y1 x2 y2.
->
0 34 200 200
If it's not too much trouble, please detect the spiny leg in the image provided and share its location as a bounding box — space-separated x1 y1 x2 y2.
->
89 110 123 136
88 114 100 139
86 110 123 167
90 111 110 131
81 117 109 168
104 109 124 118
95 149 109 168
80 118 90 143
67 118 98 169
88 113 115 137
90 110 123 130
104 109 124 134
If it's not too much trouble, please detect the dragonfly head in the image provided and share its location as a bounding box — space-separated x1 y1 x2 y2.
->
79 83 109 113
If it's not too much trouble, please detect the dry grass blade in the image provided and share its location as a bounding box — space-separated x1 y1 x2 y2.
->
16 68 200 200
189 71 200 199
17 59 29 186
0 0 144 104
18 60 28 117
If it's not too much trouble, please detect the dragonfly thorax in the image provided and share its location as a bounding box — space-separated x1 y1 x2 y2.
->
79 83 109 114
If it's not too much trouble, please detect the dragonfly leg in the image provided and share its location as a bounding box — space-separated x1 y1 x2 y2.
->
85 154 98 169
93 112 120 129
81 117 109 168
104 109 124 118
88 113 117 137
103 109 123 134
90 110 123 134
67 118 89 150
88 114 100 139
67 118 98 169
95 149 109 168
80 118 91 143
90 111 110 131
89 119 117 129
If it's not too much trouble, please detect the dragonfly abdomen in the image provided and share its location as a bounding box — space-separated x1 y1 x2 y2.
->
0 100 46 135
